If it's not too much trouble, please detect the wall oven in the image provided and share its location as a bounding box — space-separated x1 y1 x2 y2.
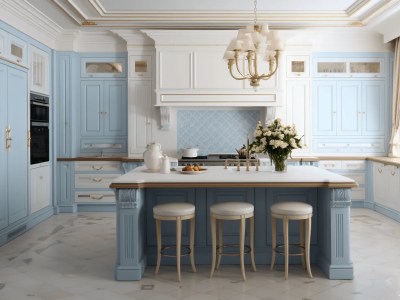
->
30 93 49 165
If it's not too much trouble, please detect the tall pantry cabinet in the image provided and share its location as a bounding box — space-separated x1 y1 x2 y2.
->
0 62 28 231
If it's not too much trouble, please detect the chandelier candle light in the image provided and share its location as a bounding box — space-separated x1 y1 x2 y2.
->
224 0 283 90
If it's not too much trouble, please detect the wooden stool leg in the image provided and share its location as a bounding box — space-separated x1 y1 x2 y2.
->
190 217 196 273
270 216 276 270
240 216 246 281
305 216 313 278
155 219 161 275
300 219 306 269
283 217 289 280
216 219 223 270
210 214 217 278
176 217 182 282
250 216 256 272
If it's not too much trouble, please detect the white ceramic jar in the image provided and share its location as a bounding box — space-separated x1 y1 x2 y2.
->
143 142 163 171
160 155 171 174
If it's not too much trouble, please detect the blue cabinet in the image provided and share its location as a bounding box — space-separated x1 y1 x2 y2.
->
313 79 386 154
0 62 28 229
313 80 385 137
81 80 127 137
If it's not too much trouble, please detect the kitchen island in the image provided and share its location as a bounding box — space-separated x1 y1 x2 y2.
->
110 166 357 281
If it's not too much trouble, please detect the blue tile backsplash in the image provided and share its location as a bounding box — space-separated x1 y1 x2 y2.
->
177 109 260 155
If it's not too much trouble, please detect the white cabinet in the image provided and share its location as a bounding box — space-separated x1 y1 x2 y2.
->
30 164 51 213
286 55 310 78
0 30 27 66
129 55 152 79
128 80 154 155
286 80 310 152
0 29 7 58
319 159 366 201
373 163 400 212
29 45 50 95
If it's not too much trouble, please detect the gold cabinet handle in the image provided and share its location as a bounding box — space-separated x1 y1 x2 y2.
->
90 195 104 200
27 130 31 147
378 168 382 173
92 178 102 183
5 126 11 149
92 165 103 170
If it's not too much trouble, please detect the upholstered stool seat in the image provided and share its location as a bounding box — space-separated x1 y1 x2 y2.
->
270 201 313 279
210 202 256 281
153 202 196 282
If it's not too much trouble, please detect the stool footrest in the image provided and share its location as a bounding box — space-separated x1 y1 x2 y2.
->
273 244 305 256
160 245 191 257
216 244 252 257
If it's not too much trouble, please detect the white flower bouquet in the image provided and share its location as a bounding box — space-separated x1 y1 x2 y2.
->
250 118 302 171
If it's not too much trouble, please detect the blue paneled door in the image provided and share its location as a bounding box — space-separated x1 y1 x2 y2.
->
81 81 103 136
7 66 28 224
103 81 127 136
81 80 127 137
313 81 337 136
362 80 385 136
0 63 28 228
0 63 8 230
337 81 362 136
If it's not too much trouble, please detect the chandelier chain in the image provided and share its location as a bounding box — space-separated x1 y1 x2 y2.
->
254 0 257 25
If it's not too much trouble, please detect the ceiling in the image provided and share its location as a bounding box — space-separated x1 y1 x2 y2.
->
21 0 400 33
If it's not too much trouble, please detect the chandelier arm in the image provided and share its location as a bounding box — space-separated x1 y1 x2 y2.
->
229 64 249 80
247 52 255 77
259 51 281 80
233 53 248 78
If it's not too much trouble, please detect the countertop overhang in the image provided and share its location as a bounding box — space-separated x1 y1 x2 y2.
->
110 166 357 189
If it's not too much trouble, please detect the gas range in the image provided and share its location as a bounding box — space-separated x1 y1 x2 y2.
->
179 154 242 166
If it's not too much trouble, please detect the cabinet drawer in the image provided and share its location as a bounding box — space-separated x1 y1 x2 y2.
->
75 161 121 172
352 188 365 200
75 174 120 188
75 191 115 203
319 160 342 170
344 173 365 185
341 160 365 170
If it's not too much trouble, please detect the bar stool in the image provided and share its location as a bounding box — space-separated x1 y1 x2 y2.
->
210 202 256 281
153 202 196 282
270 201 313 279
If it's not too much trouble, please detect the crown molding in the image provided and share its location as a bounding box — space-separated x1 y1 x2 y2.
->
0 0 64 48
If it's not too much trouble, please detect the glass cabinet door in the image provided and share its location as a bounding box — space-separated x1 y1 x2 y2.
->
81 57 127 78
286 55 310 78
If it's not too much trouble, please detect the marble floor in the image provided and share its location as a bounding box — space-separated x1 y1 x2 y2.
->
0 208 399 300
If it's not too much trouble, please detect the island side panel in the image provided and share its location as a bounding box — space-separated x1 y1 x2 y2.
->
318 188 353 280
115 189 146 280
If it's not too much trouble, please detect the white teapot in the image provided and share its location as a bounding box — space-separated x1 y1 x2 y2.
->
143 142 163 171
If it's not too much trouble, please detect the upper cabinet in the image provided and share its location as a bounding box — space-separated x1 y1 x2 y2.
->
286 55 310 78
81 57 127 78
29 45 50 95
129 55 152 79
313 57 384 78
0 29 27 67
143 30 282 107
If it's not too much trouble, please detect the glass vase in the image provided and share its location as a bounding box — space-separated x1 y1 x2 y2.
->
270 153 288 172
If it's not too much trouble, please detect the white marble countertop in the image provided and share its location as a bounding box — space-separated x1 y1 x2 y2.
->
110 165 357 189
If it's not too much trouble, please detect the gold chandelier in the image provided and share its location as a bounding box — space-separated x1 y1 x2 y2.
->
224 0 282 90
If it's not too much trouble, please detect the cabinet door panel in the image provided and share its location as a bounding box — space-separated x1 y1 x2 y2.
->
373 163 387 206
104 81 127 136
337 81 361 135
363 81 385 136
7 66 28 224
129 80 153 154
30 165 51 213
286 80 310 150
0 64 8 229
313 81 336 135
81 81 103 136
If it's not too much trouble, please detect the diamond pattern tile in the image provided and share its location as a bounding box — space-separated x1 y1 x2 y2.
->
177 110 260 155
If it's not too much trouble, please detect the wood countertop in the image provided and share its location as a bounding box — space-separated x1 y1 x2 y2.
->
110 166 357 189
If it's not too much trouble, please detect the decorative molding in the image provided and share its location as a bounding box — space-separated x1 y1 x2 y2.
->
118 189 138 208
0 0 63 48
111 30 154 47
332 189 352 208
72 31 127 52
143 30 235 46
